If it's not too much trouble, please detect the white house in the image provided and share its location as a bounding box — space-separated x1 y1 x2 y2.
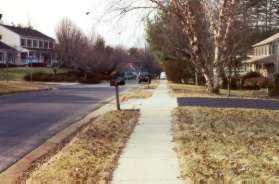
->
0 24 55 65
0 41 17 65
242 33 279 78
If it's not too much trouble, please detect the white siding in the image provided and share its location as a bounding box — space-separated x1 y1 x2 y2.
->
0 25 21 49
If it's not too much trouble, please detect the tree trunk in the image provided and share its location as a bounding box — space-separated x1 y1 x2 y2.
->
195 68 198 86
204 68 221 94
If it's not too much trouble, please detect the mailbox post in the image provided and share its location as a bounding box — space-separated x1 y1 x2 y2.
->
110 77 125 111
115 85 120 110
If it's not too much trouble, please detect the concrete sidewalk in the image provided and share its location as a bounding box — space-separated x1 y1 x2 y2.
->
111 81 184 184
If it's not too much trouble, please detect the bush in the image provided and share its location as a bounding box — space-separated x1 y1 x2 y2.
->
24 71 103 84
256 77 270 88
27 63 47 67
0 64 17 68
24 72 79 82
78 74 105 84
241 72 270 90
243 77 259 89
243 77 270 90
268 74 279 96
164 60 195 84
222 77 239 90
242 71 261 81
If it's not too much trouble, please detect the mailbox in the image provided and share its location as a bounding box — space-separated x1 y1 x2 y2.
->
110 75 125 111
110 77 125 86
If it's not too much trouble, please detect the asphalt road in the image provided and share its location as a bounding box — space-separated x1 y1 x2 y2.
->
177 97 279 110
0 81 138 172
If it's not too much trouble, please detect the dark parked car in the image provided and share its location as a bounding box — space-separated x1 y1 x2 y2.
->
125 72 136 80
110 74 126 86
137 73 151 84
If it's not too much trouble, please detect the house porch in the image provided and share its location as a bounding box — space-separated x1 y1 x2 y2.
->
242 55 276 78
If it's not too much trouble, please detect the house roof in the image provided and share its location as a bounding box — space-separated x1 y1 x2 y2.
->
242 55 274 64
0 24 54 41
253 33 279 47
0 41 17 51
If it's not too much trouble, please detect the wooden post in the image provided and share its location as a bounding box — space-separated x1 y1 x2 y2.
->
115 85 121 111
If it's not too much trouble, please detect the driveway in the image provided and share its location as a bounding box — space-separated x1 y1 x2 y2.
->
0 81 138 172
177 97 279 110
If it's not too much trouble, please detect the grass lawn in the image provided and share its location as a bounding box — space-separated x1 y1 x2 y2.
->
169 82 272 99
26 110 139 184
173 107 279 184
0 81 49 95
121 88 153 102
0 67 67 81
144 79 160 89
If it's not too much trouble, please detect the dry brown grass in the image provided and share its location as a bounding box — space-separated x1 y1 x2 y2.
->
120 80 160 102
0 81 48 95
173 107 279 184
169 82 273 100
26 110 139 184
143 79 160 89
121 88 153 102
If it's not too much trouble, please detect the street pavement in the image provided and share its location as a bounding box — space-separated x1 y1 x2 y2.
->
177 97 279 110
0 81 138 172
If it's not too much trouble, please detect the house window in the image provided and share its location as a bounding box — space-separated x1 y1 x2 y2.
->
27 39 32 47
21 39 26 46
0 53 3 62
33 40 38 48
44 41 48 49
49 42 53 49
39 41 43 48
7 53 15 64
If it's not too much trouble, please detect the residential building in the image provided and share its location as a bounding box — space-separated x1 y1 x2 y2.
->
242 33 279 78
0 41 17 65
0 24 55 65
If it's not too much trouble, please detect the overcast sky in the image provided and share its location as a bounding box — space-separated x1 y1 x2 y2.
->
0 0 147 48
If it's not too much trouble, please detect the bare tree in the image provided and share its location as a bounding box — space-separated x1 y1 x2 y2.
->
146 12 196 83
56 18 88 72
108 0 239 93
55 18 132 80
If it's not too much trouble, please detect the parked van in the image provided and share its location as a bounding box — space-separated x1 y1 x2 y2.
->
160 72 166 80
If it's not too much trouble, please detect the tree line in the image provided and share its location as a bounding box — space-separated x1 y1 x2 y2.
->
55 18 161 81
116 0 279 93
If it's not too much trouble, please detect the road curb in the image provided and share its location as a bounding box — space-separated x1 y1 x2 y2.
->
0 84 138 183
0 96 116 184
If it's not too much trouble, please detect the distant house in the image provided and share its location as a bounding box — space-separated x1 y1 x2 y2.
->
0 24 55 66
242 33 279 78
0 41 17 65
